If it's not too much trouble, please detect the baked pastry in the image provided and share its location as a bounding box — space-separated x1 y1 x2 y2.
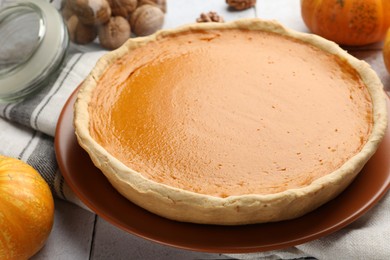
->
74 19 387 225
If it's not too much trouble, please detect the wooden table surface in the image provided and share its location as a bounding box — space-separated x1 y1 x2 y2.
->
31 0 389 259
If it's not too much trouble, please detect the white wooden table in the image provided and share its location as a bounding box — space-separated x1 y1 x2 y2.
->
31 1 390 259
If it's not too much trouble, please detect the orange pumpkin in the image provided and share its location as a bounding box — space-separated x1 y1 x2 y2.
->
301 0 390 46
383 28 390 73
0 155 54 260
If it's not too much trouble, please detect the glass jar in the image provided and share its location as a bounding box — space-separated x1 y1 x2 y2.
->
0 0 69 102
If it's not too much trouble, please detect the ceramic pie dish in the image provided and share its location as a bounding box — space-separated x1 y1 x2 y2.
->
73 18 388 225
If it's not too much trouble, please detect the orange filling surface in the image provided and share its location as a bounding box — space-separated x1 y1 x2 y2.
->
89 29 373 197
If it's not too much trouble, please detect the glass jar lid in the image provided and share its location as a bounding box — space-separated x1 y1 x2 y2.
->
0 0 69 102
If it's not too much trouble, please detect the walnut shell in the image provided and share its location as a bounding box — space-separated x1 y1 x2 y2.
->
98 16 131 49
129 4 164 36
61 0 74 20
107 0 138 18
68 0 111 25
138 0 166 13
196 11 225 23
67 15 97 44
226 0 256 10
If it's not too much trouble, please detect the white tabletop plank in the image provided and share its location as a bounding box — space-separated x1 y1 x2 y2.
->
90 217 231 260
164 0 256 30
32 199 96 260
257 0 308 32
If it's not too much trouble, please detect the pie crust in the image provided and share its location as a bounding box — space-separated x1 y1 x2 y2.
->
74 19 388 225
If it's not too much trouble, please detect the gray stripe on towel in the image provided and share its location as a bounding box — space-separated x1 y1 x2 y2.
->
32 53 84 130
26 132 59 198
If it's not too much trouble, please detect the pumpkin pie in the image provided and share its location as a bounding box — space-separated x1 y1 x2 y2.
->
74 19 388 225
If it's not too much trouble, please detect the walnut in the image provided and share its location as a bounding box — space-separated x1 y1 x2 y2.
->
196 11 224 23
98 16 131 49
61 0 74 20
107 0 138 18
66 15 97 44
68 0 111 25
129 4 164 36
226 0 256 10
138 0 167 13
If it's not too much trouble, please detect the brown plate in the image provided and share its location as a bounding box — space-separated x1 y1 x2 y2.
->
55 88 390 253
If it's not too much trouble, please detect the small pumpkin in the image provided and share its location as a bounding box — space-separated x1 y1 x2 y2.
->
383 28 390 73
0 155 54 260
301 0 390 46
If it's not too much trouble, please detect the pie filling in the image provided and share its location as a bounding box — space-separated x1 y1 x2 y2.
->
89 29 373 198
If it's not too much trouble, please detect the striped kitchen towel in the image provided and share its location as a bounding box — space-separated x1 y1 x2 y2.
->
0 51 106 209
